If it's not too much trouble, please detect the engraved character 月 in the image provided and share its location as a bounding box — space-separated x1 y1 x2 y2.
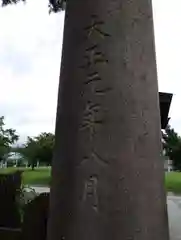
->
83 175 98 212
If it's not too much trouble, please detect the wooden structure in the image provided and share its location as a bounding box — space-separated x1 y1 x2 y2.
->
159 92 173 129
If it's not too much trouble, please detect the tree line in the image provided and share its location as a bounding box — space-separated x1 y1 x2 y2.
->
0 116 55 170
1 115 181 171
163 125 181 171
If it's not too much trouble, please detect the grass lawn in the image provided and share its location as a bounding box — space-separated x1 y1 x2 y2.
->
1 167 181 193
165 172 181 194
0 167 51 186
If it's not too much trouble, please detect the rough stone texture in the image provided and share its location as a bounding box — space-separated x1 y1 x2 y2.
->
21 193 49 240
47 0 169 240
0 171 22 228
0 228 21 240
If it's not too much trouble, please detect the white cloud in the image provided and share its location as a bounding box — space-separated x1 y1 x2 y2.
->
0 0 64 143
0 0 180 144
153 0 181 133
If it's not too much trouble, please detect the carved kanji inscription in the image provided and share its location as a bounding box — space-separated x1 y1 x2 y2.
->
85 14 110 39
81 150 109 168
85 71 102 85
83 175 98 212
80 44 108 69
80 101 104 140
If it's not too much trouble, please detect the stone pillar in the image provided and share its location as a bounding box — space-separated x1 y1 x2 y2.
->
47 0 169 240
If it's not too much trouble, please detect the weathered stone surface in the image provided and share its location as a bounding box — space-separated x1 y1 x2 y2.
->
47 1 169 240
0 171 22 228
21 193 49 240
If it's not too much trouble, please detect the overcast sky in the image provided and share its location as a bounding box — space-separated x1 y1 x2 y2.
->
0 0 180 143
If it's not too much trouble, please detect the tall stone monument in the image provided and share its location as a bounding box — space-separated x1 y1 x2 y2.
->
47 0 169 240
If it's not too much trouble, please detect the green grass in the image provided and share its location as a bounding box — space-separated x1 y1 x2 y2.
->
1 167 181 193
0 167 51 186
165 172 181 194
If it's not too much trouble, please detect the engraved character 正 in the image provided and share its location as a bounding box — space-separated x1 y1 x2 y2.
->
81 45 108 69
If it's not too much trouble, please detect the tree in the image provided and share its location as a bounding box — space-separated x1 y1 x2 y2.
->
1 0 65 12
34 132 55 166
163 125 181 171
15 133 55 170
0 116 19 164
3 1 169 240
23 137 39 170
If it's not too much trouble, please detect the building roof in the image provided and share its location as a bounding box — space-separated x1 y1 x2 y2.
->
159 92 173 129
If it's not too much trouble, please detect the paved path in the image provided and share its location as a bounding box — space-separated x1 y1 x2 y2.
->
30 187 181 240
168 195 181 240
29 186 50 193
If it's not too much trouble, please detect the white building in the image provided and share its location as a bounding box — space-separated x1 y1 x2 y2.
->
164 159 173 172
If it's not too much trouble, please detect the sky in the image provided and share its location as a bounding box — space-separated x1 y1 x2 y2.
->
0 0 180 144
0 0 64 143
